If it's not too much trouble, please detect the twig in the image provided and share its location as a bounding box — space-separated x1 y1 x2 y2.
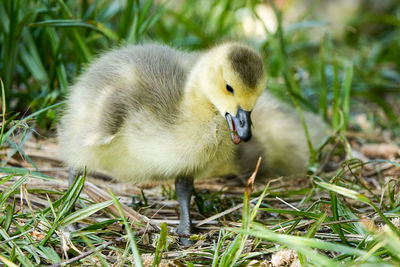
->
48 225 209 267
195 197 260 227
322 219 361 226
0 228 35 245
246 157 262 195
47 235 127 267
275 196 300 211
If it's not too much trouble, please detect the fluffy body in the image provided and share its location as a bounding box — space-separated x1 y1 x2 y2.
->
59 43 264 183
59 43 324 184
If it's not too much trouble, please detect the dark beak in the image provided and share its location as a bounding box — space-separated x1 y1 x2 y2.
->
225 107 252 144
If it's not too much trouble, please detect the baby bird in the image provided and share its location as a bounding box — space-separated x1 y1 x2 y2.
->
58 43 266 239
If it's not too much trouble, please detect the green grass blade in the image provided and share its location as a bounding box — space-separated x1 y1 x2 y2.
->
0 174 13 186
319 35 329 120
0 101 64 142
298 213 328 265
109 189 143 267
2 202 15 232
316 181 400 237
341 61 354 132
118 0 134 38
0 174 29 207
211 230 224 267
0 254 19 267
39 174 85 245
330 192 349 245
152 222 168 267
59 199 113 227
229 222 383 264
260 208 322 219
30 19 119 41
38 246 62 264
304 213 327 238
0 78 6 146
332 56 340 130
54 0 92 62
7 138 39 171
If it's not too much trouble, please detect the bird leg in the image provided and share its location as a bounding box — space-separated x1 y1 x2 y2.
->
175 176 194 244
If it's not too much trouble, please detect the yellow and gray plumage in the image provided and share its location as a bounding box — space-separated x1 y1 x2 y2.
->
59 43 265 182
58 42 324 241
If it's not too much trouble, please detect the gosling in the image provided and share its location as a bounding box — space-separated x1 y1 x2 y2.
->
58 43 266 239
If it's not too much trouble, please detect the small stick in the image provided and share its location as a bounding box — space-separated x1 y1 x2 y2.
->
0 228 35 245
47 226 202 267
246 157 262 195
47 236 127 267
275 196 300 211
195 197 260 227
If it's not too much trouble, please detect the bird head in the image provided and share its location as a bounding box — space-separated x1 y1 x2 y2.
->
199 43 266 144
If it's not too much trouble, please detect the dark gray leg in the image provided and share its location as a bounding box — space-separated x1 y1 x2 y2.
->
175 176 194 245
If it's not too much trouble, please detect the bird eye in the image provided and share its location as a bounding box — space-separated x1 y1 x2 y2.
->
226 83 234 94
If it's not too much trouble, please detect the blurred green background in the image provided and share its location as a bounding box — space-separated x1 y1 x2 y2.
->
0 0 399 134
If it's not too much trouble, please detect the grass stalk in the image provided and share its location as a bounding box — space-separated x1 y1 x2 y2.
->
109 189 143 267
0 79 6 147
